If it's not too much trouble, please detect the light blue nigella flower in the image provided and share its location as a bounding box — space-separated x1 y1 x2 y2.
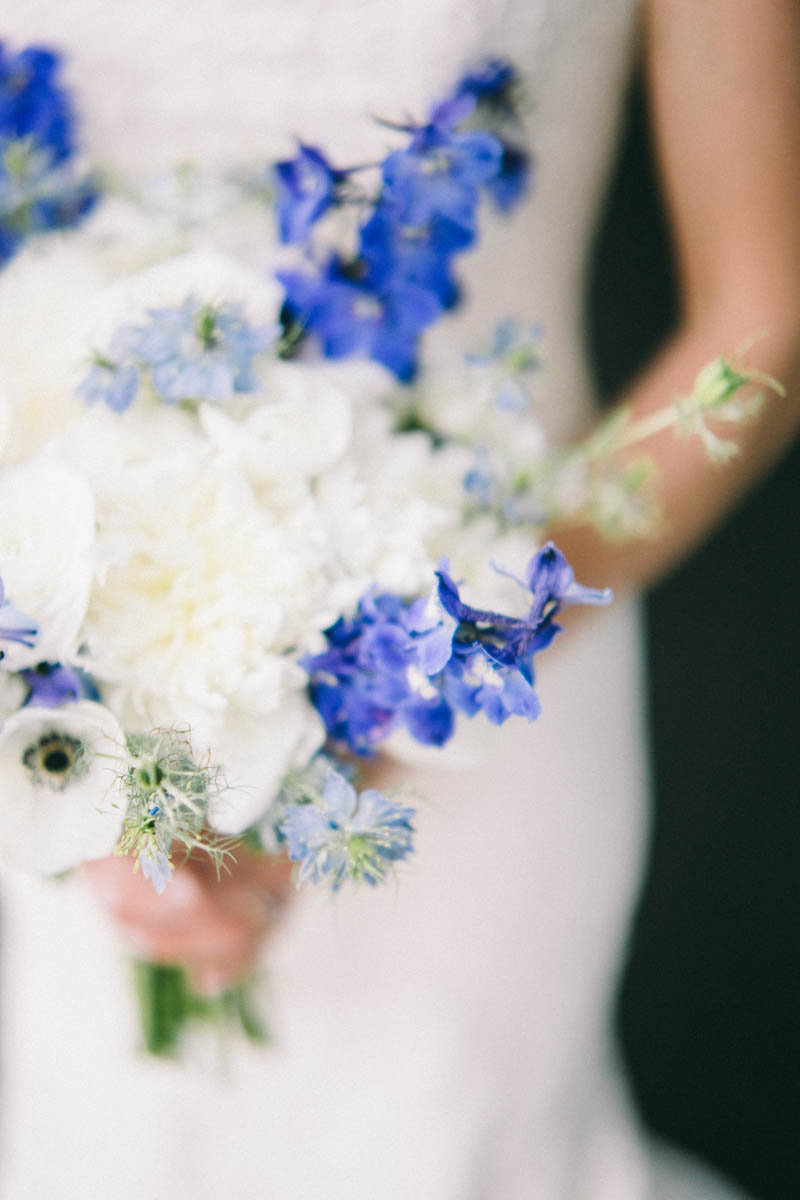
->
79 297 276 410
281 768 415 889
0 576 37 660
125 297 274 404
138 839 172 894
76 357 139 413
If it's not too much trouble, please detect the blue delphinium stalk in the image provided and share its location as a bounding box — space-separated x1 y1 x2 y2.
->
281 765 415 889
276 58 530 381
0 576 37 660
78 297 276 411
436 543 611 671
279 256 441 381
304 544 611 754
379 123 501 235
274 143 349 245
303 587 458 754
439 58 531 214
0 43 97 266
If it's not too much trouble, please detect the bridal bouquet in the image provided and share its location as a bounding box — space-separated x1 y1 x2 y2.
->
0 44 776 1050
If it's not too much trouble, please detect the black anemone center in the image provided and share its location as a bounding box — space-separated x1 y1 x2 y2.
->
43 748 70 773
23 731 86 791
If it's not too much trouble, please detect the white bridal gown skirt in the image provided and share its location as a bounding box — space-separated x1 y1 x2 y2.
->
1 603 651 1199
0 603 745 1198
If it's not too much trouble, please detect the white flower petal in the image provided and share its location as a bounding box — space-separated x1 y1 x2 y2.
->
0 459 95 670
207 691 325 835
0 702 126 874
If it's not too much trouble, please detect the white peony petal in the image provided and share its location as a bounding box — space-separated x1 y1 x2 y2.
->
207 690 326 835
0 459 96 670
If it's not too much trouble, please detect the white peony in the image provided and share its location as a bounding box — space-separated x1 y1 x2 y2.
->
0 239 109 466
0 459 96 671
198 361 353 487
207 676 326 835
79 442 331 739
78 247 283 357
0 672 27 725
0 701 126 875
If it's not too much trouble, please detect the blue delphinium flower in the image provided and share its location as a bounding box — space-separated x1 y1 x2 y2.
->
0 577 37 660
306 545 611 754
359 205 469 310
274 143 348 244
304 587 458 755
381 123 502 235
0 43 97 266
281 766 415 889
19 662 99 706
280 257 440 381
452 58 517 107
436 542 612 672
431 58 530 216
442 647 541 726
78 297 276 410
430 544 611 725
274 58 530 380
484 143 530 214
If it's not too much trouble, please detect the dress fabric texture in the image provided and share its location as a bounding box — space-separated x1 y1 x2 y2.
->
0 2 747 1197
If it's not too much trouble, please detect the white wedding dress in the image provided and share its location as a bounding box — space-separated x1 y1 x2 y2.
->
0 2 747 1197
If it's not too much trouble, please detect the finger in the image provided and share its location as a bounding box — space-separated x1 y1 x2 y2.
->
117 916 263 970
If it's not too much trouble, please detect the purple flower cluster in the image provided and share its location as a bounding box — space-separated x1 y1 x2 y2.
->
19 661 99 706
304 543 611 755
0 43 96 266
275 59 530 381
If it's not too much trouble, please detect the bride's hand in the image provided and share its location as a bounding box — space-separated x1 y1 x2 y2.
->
80 845 295 995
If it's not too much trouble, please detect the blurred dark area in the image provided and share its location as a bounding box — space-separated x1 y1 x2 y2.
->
586 72 800 1200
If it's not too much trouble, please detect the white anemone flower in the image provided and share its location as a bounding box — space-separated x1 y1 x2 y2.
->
0 702 126 875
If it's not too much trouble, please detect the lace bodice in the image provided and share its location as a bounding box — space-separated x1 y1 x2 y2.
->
5 0 639 440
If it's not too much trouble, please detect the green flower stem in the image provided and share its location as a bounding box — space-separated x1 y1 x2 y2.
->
133 959 269 1058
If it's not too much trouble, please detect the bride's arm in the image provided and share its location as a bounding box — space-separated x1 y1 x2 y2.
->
554 0 800 591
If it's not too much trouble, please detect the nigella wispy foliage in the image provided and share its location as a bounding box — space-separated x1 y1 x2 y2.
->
275 59 531 380
116 729 233 894
304 543 611 756
0 43 97 266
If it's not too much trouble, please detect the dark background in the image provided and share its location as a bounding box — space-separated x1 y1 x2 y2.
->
586 72 800 1199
